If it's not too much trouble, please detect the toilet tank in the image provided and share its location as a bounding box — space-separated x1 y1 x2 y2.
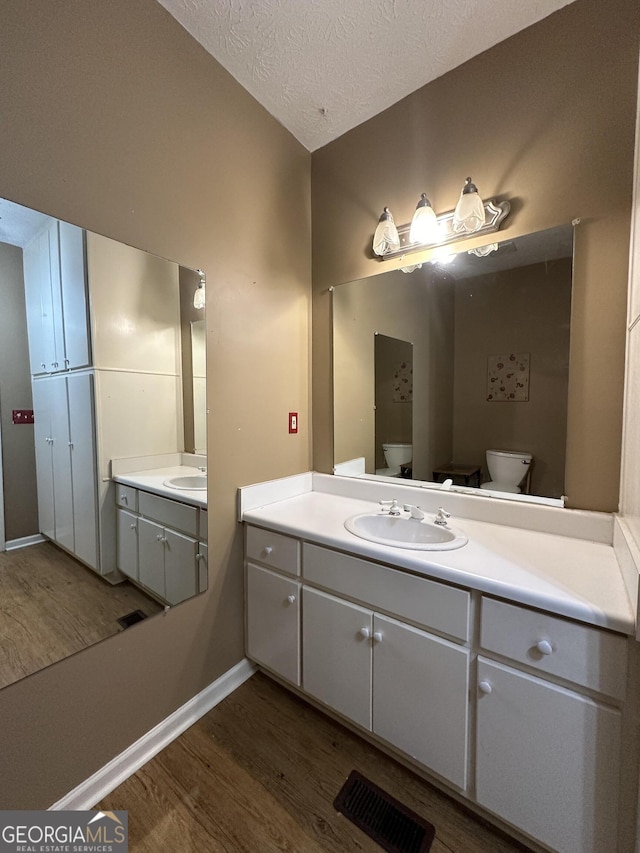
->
486 449 532 485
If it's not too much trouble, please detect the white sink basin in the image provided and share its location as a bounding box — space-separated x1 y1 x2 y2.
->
344 513 468 551
163 475 207 491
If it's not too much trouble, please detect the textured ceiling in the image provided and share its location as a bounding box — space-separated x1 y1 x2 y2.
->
156 0 577 151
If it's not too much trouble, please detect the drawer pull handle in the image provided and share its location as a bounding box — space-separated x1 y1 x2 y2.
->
359 627 371 639
478 680 493 695
536 639 553 655
264 546 273 556
373 631 383 643
286 594 296 604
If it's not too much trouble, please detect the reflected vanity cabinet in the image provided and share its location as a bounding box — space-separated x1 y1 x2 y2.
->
116 487 208 606
244 523 636 853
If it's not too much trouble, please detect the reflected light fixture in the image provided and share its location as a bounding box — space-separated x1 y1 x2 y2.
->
468 242 499 258
452 177 485 235
372 207 400 256
409 193 439 245
193 268 206 310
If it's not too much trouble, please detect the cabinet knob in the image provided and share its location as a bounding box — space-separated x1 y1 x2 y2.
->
359 627 371 639
41 362 46 369
263 545 273 556
52 362 58 368
536 639 553 656
68 442 74 448
120 494 127 501
478 680 493 694
286 594 296 604
373 631 383 643
130 523 136 530
196 553 202 561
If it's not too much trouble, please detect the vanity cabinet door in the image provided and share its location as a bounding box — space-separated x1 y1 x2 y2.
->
372 614 469 790
197 542 208 593
23 223 60 375
49 374 74 552
31 378 56 539
164 529 198 605
246 563 300 686
138 517 166 598
67 372 98 570
303 587 372 731
476 657 621 853
117 509 138 580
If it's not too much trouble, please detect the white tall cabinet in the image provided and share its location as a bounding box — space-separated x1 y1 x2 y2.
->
23 220 183 576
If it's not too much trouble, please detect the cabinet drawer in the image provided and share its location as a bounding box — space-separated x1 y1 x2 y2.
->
246 525 300 577
480 597 628 700
116 484 138 511
138 490 198 536
303 543 470 641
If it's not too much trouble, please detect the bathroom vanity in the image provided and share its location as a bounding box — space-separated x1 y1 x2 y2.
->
240 473 639 853
113 458 208 606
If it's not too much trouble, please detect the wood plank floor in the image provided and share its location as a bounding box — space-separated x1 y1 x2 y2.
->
100 672 533 852
0 541 162 689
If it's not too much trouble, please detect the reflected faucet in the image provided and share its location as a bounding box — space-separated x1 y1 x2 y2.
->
440 478 453 490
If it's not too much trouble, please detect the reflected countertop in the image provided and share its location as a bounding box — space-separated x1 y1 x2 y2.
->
113 465 207 509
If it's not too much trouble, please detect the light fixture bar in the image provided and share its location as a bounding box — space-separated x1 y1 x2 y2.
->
378 199 510 262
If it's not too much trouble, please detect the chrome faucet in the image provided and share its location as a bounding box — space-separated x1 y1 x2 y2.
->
403 504 425 520
434 507 451 526
198 466 207 474
380 499 402 516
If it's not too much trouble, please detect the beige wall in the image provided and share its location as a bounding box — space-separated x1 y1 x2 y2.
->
312 0 640 512
453 259 572 498
374 335 413 470
0 0 310 808
0 242 38 541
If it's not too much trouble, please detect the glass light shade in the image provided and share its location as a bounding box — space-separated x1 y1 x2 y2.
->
409 194 439 245
452 177 485 235
193 282 206 310
372 207 400 256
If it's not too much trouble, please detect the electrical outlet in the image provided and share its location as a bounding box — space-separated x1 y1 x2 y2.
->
289 412 298 434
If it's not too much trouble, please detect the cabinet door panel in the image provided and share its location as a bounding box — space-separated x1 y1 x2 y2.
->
476 657 621 853
138 517 165 598
303 587 372 730
373 614 469 790
50 375 73 551
47 221 65 371
59 221 90 369
246 563 300 686
31 378 55 539
23 231 51 375
164 528 198 605
197 542 208 593
117 509 138 580
67 373 98 569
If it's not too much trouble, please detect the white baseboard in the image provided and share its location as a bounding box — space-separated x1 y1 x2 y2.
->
5 534 46 551
50 658 257 811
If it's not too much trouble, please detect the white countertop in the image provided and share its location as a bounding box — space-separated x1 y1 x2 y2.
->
113 465 207 509
243 490 635 635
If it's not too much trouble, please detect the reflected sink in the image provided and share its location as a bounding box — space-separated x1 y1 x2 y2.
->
163 475 207 491
344 513 468 551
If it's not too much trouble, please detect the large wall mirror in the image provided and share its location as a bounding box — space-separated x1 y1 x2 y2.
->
333 225 574 505
0 196 207 691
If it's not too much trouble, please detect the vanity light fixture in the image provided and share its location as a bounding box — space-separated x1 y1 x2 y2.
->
452 177 486 235
372 207 401 256
193 269 206 310
371 178 509 263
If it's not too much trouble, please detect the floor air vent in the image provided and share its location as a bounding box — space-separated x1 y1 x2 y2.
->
334 770 435 853
117 610 148 629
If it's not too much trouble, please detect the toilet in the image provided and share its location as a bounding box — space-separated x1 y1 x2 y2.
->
480 449 532 494
381 442 413 476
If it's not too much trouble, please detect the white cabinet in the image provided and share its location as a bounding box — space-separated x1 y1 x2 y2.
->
476 657 621 853
23 220 89 375
116 487 205 605
244 523 635 853
246 562 300 686
32 372 98 568
303 587 372 729
372 613 469 789
302 586 469 789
